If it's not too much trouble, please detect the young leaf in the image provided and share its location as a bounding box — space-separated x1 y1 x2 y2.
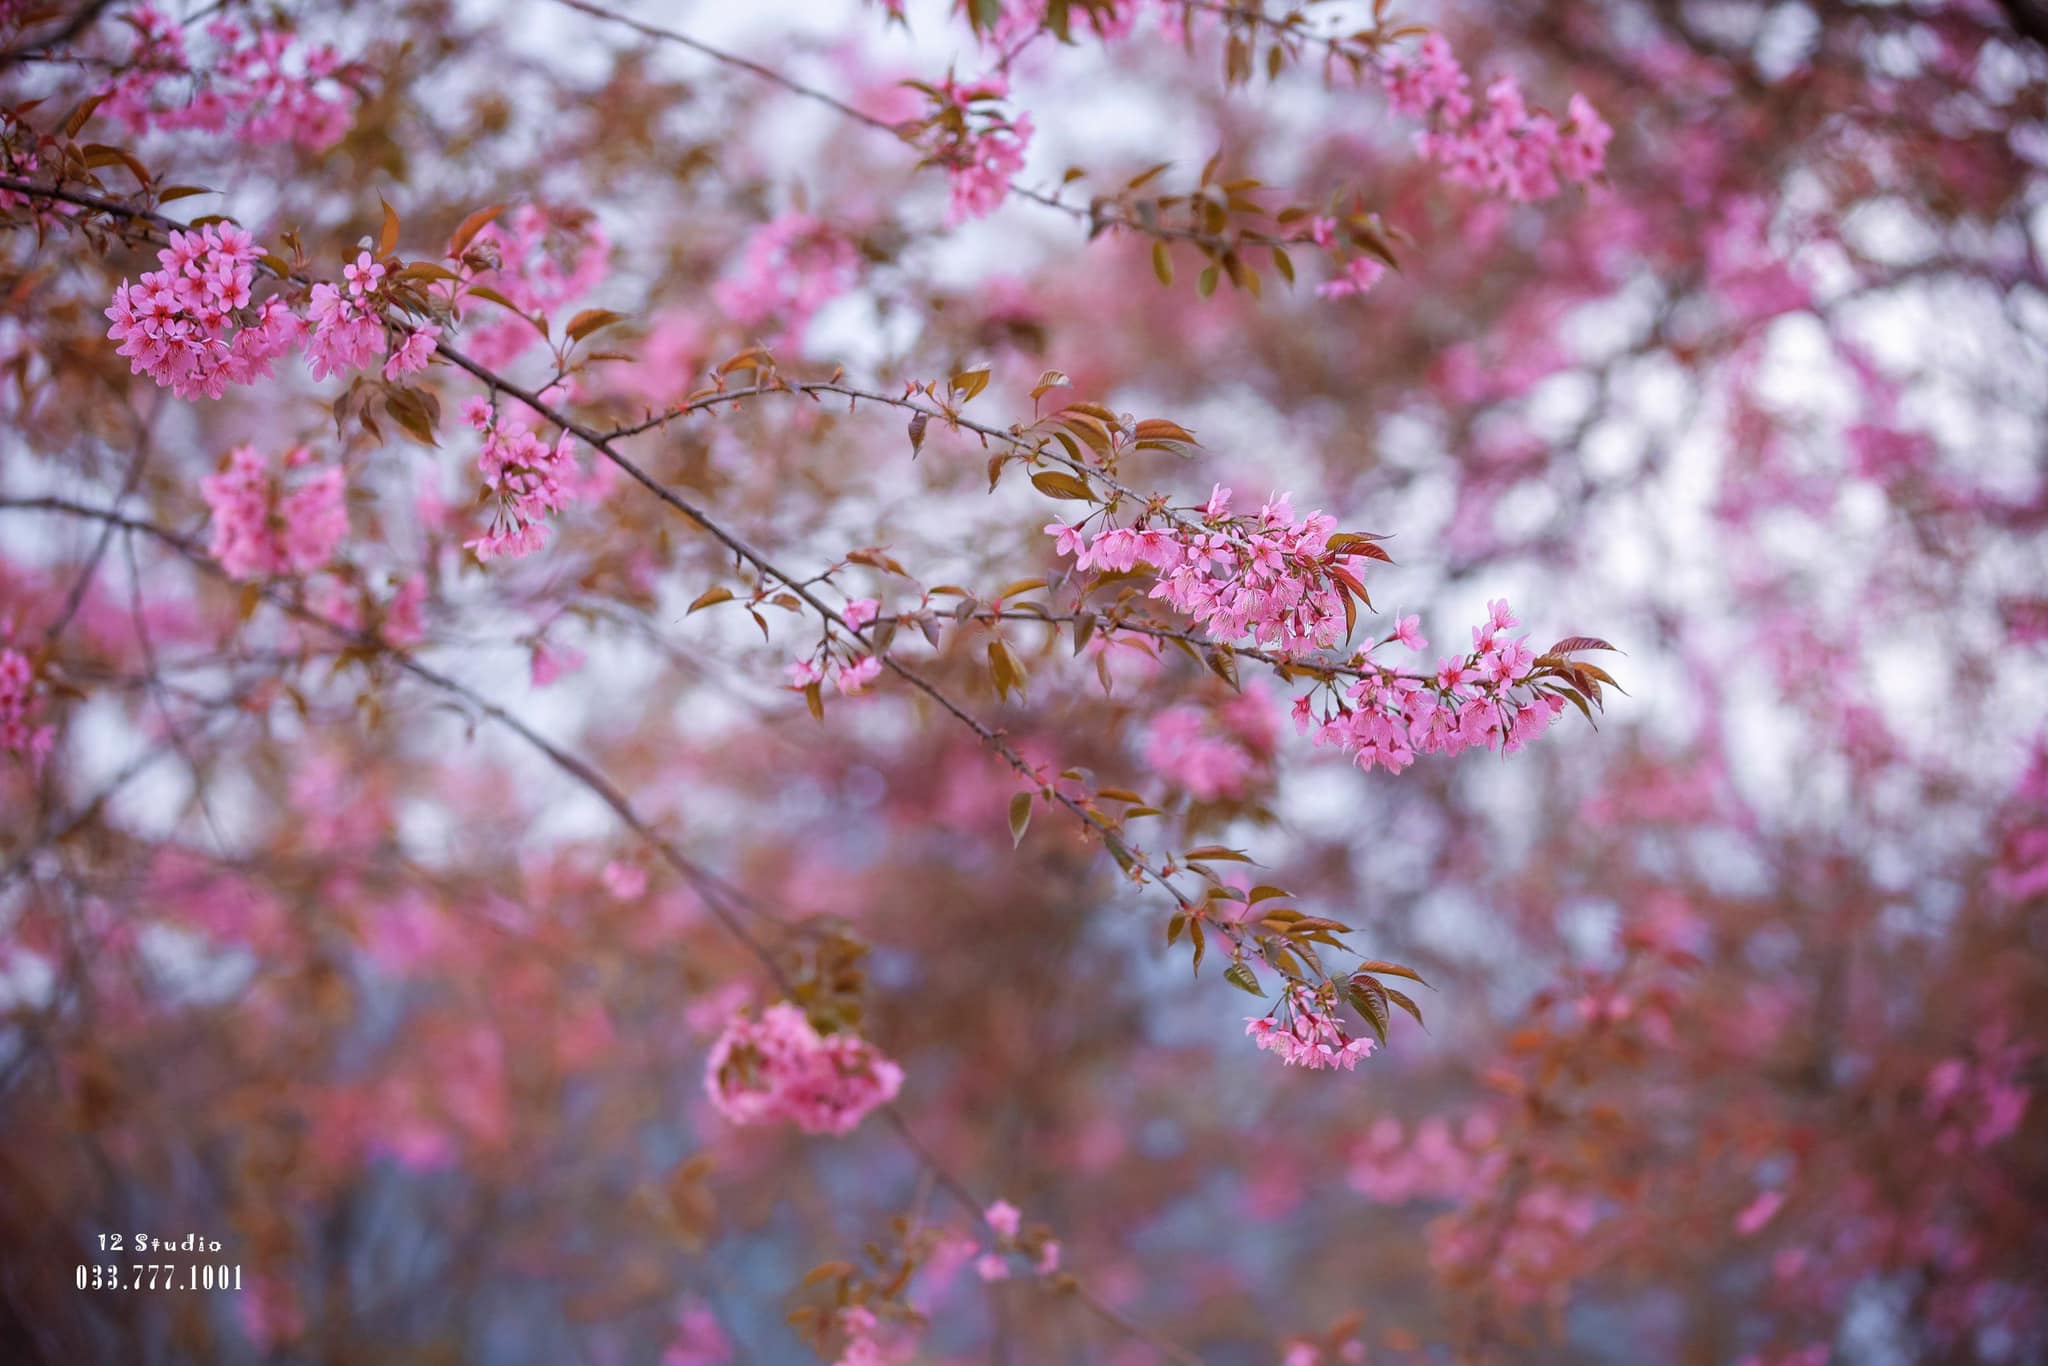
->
1353 960 1433 988
448 203 506 257
1224 961 1264 996
1548 636 1620 655
1031 470 1096 501
566 308 626 342
1382 986 1428 1030
1184 845 1252 862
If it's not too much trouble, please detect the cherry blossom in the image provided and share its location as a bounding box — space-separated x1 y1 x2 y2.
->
199 444 347 580
1247 984 1379 1071
104 225 299 398
704 1003 903 1136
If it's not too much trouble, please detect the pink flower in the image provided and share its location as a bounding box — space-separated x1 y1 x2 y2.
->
383 575 427 646
601 861 648 900
1390 614 1427 651
530 642 585 687
460 204 611 369
1380 36 1605 201
105 225 297 399
0 647 56 768
712 213 860 346
382 322 440 381
1309 601 1580 775
1045 521 1088 559
1145 704 1262 800
342 250 386 296
844 598 880 631
921 74 1033 225
1246 983 1378 1071
1380 34 1470 120
304 280 386 381
703 1002 903 1136
463 402 578 563
1316 255 1387 300
975 1253 1010 1283
1735 1189 1786 1236
98 11 359 151
836 655 883 695
200 445 348 580
662 1300 733 1366
985 1199 1022 1239
1051 488 1366 659
1558 93 1613 180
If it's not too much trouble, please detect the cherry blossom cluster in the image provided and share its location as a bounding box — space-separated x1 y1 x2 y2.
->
1301 600 1567 775
1428 1181 1600 1306
659 1300 733 1366
1301 217 1390 300
1048 486 1371 657
461 398 577 563
972 1197 1060 1282
1316 256 1387 301
199 445 347 581
299 570 427 647
830 1304 911 1366
104 224 300 399
703 1002 904 1136
914 73 1033 226
653 1301 732 1366
1246 983 1378 1071
1346 1113 1504 1205
106 231 439 398
381 575 427 646
787 599 884 697
460 204 611 368
98 6 358 151
306 250 394 381
712 213 860 346
1923 1042 2033 1155
0 645 54 767
1142 683 1277 800
1380 35 1610 201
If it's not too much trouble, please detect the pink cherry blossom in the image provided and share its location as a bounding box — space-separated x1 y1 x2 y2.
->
713 213 861 346
0 646 55 767
1247 984 1379 1072
97 7 360 151
461 401 579 563
199 445 347 581
105 225 299 399
703 1003 903 1136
